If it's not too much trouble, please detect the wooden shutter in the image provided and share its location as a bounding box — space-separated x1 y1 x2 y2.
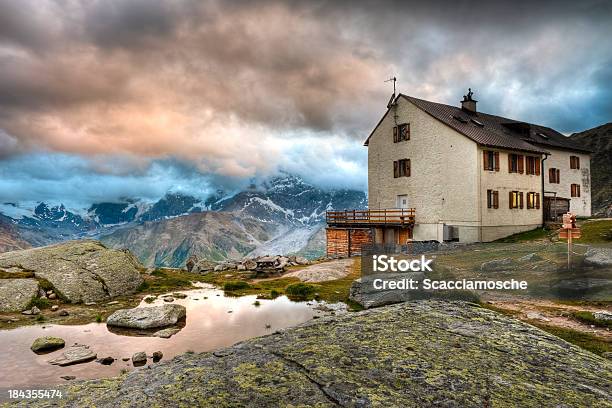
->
509 191 513 209
577 185 580 197
393 161 398 178
556 169 560 184
494 152 500 171
519 192 524 209
406 124 410 140
548 168 553 182
518 155 524 174
406 159 411 177
483 151 489 170
393 126 398 143
536 193 540 209
576 157 580 169
535 158 541 175
493 191 499 209
508 155 513 173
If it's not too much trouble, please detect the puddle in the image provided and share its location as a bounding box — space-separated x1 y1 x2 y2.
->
0 284 317 387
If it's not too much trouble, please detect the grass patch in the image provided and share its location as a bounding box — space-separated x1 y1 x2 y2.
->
144 296 156 303
27 297 50 310
496 227 550 243
0 270 34 279
285 283 317 300
223 281 251 291
95 314 103 323
530 322 611 356
571 311 612 328
138 268 204 294
578 219 612 244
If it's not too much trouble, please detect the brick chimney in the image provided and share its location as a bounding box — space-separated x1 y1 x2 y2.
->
461 88 477 113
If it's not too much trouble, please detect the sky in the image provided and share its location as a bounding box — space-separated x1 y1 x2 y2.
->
0 0 611 208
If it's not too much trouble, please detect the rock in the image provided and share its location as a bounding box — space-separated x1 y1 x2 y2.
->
185 254 198 272
213 265 224 272
603 352 612 359
518 253 542 262
192 259 216 273
85 302 97 306
163 297 175 303
243 259 257 270
152 351 163 362
0 240 144 304
21 309 32 315
132 351 147 366
30 306 40 315
593 311 612 321
106 304 186 329
237 264 246 271
153 328 181 339
38 288 47 298
295 256 310 265
48 293 57 299
349 273 425 309
38 301 612 407
97 356 115 365
0 278 39 313
31 336 65 353
51 305 59 311
172 293 187 299
59 310 69 316
584 247 612 267
480 258 515 271
526 312 551 322
48 344 96 366
60 376 76 381
276 257 289 269
107 301 119 305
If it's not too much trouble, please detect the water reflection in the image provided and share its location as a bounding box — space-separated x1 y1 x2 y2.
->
0 284 315 387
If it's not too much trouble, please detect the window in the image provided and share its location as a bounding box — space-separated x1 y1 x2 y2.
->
571 184 581 197
509 191 524 209
508 154 524 174
393 159 411 178
393 123 410 142
483 150 500 171
526 192 540 209
570 156 580 169
549 168 560 184
487 190 499 209
525 156 540 175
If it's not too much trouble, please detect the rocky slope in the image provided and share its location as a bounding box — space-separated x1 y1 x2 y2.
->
0 240 143 306
570 122 612 217
16 301 610 407
100 212 276 267
0 215 30 253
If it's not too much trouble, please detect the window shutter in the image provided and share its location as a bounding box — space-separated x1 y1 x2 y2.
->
508 155 512 173
406 124 410 140
536 193 540 209
557 169 560 184
548 168 553 182
576 157 580 169
518 155 524 174
535 158 540 175
519 192 524 209
494 152 500 171
407 159 411 177
483 151 489 170
393 161 398 178
577 185 580 197
493 191 499 209
509 191 513 209
393 126 398 143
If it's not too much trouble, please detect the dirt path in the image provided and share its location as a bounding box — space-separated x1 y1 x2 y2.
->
484 295 612 340
283 258 354 282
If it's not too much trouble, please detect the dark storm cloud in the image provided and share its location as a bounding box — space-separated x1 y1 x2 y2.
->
0 0 610 203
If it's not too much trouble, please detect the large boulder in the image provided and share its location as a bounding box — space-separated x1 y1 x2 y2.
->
0 278 39 312
31 301 611 407
31 336 65 353
0 240 144 303
48 344 97 366
349 273 425 309
106 304 186 329
584 247 612 267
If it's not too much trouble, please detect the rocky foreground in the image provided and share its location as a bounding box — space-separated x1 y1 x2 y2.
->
14 301 611 407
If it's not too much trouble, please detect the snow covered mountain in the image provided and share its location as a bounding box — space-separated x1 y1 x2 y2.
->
0 174 367 265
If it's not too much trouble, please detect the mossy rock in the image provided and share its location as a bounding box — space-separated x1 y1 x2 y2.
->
30 336 65 353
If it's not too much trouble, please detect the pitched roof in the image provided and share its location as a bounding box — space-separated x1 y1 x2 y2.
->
364 94 592 155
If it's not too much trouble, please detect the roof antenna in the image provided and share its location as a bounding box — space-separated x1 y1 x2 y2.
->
385 76 397 108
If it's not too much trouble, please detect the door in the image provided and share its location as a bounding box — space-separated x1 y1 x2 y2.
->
397 195 408 209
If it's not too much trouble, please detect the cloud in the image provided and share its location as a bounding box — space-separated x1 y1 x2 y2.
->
0 0 610 204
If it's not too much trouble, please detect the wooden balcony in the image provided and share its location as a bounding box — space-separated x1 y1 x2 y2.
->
326 209 415 227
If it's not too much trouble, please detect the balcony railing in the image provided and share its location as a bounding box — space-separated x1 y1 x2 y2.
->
326 209 415 227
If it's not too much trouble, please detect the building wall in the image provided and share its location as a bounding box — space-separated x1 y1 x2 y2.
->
326 228 372 257
478 147 543 241
367 98 480 242
543 148 591 217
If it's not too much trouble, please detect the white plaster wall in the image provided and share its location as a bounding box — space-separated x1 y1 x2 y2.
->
479 148 543 241
543 148 591 217
367 97 479 242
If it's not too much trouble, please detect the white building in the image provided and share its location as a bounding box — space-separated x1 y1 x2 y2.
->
363 90 591 243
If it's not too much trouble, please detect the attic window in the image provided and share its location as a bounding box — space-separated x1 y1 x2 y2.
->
537 132 549 139
452 115 468 123
470 118 484 127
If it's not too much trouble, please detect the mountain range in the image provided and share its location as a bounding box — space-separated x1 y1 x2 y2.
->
0 174 367 266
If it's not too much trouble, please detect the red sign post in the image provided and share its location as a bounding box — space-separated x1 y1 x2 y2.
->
559 213 580 269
